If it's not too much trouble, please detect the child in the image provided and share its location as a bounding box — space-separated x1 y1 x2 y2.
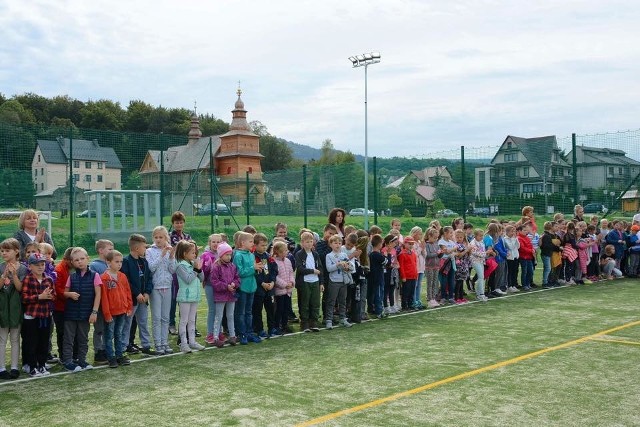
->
270 223 297 324
210 242 239 347
21 242 40 270
390 218 403 244
562 222 579 285
121 234 154 355
63 247 101 372
52 247 75 368
398 236 418 310
294 231 323 332
21 253 56 377
517 224 535 291
89 239 114 366
253 233 278 337
453 230 471 303
586 224 601 281
382 235 400 314
175 240 205 353
233 231 262 344
368 234 387 319
575 227 593 284
355 229 370 320
146 226 177 355
273 241 295 334
169 211 191 336
410 226 426 310
605 220 626 269
202 233 222 344
342 233 362 324
503 225 520 293
100 250 133 367
468 229 488 302
324 235 354 329
627 224 640 277
39 242 57 282
491 224 509 297
423 229 441 307
0 238 27 379
540 221 561 288
600 244 623 279
438 227 457 304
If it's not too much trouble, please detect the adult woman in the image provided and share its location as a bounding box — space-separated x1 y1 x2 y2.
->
573 204 585 223
14 209 57 259
328 208 346 239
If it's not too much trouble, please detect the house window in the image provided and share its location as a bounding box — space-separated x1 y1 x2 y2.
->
73 174 79 183
523 183 543 193
40 183 44 191
97 175 103 183
490 169 496 179
227 167 231 174
85 175 91 182
73 161 79 168
98 162 103 169
506 168 516 177
41 168 44 175
85 161 92 169
507 142 512 149
504 153 517 162
479 171 486 198
37 155 41 162
34 169 37 177
609 166 614 176
523 167 529 177
248 167 253 174
559 184 564 192
618 167 623 175
554 152 558 161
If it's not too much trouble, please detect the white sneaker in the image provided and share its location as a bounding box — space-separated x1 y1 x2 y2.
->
477 295 489 302
340 319 353 328
82 364 94 370
22 364 30 374
180 343 192 354
508 286 519 293
495 288 507 295
164 345 174 354
427 299 440 308
38 367 50 376
325 321 333 330
189 342 205 352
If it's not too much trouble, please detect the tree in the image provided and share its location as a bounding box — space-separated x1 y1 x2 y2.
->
200 114 229 136
335 151 356 164
249 120 270 137
0 100 36 124
123 170 142 190
80 99 126 130
125 100 154 132
260 135 294 171
318 139 336 165
50 95 84 126
13 93 52 124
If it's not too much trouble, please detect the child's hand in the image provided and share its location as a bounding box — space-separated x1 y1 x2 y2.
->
67 291 80 300
39 287 54 300
353 249 362 258
136 294 145 304
254 262 263 272
320 284 324 292
89 312 97 324
227 284 235 292
267 282 274 290
105 318 112 324
126 311 132 317
194 259 202 270
314 269 321 275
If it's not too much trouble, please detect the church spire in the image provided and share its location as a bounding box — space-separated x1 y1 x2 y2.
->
187 103 202 146
230 85 249 131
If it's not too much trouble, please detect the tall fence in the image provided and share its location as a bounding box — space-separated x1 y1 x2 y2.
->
1 120 639 247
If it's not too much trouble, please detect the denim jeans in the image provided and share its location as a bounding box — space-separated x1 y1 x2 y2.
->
541 255 551 285
204 285 216 335
439 270 455 300
104 314 126 359
471 262 485 297
122 303 151 349
414 272 424 304
151 287 171 349
520 259 534 287
234 291 254 337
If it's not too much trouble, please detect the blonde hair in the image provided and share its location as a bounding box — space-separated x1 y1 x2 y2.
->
105 250 123 262
235 231 253 248
208 233 222 244
329 235 342 245
152 225 170 240
273 241 288 256
95 239 114 252
0 238 20 260
18 209 39 230
300 231 314 242
39 242 54 255
410 226 423 237
70 247 88 259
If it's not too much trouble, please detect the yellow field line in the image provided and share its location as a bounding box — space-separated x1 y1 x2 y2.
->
589 337 640 347
294 319 640 427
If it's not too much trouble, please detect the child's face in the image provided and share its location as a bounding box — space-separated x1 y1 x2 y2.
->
330 240 342 252
344 241 355 250
242 238 254 251
99 244 114 258
445 230 453 240
153 233 169 248
186 247 197 261
276 227 288 238
221 253 232 263
455 233 464 243
134 243 147 257
42 250 53 262
520 226 530 236
392 221 401 231
413 232 423 241
29 261 46 276
276 248 288 259
507 228 515 237
72 253 89 271
108 256 123 271
255 240 268 254
1 248 19 262
209 236 222 252
323 230 336 240
301 238 314 252
404 241 414 251
173 220 184 232
474 233 483 242
24 247 39 259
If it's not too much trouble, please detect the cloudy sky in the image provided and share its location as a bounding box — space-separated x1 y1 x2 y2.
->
1 0 638 158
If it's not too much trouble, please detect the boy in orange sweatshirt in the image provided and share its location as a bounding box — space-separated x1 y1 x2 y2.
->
397 236 418 311
100 250 133 368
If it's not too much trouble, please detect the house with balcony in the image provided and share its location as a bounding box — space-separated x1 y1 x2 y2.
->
474 135 572 199
568 145 640 193
386 166 457 204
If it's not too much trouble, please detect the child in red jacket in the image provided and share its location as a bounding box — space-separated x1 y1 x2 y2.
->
397 236 418 310
517 224 535 290
100 250 133 367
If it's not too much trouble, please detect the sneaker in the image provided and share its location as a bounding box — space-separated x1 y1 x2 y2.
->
557 279 566 285
78 361 93 370
126 345 140 354
155 348 166 356
205 333 215 345
269 328 281 337
29 368 42 377
288 316 300 323
108 358 118 368
427 299 439 308
257 330 268 339
169 326 178 335
530 283 538 288
447 298 456 304
189 342 205 351
38 367 51 376
47 353 59 364
0 370 11 380
218 333 226 342
239 335 249 345
377 311 389 319
522 285 531 291
9 369 19 379
22 364 30 374
340 319 353 328
63 362 82 372
163 345 174 354
180 343 192 353
567 279 576 285
494 288 507 296
140 347 157 356
195 329 202 337
214 339 225 348
477 295 489 302
247 334 262 343
116 356 131 366
325 321 333 330
94 350 108 365
227 336 238 346
508 286 520 293
542 283 553 289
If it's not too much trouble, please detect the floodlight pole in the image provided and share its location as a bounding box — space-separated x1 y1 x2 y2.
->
350 52 381 229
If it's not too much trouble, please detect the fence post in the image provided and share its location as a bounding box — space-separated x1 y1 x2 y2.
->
160 133 165 225
68 128 74 247
246 171 250 226
209 137 215 233
461 146 466 222
373 156 378 225
572 133 578 206
303 165 308 228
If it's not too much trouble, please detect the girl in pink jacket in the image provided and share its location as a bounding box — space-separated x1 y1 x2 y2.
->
210 243 239 348
273 241 295 334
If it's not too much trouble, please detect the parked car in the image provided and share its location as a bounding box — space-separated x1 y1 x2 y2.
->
468 207 491 217
197 203 231 216
583 203 607 214
436 209 459 217
76 209 96 218
348 208 375 216
112 209 134 217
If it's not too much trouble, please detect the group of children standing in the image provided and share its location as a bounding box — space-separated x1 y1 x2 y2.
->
1 205 638 379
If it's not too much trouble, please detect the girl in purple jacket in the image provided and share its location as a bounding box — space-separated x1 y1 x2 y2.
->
210 243 239 348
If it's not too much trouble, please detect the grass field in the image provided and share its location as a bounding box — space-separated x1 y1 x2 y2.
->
1 278 639 426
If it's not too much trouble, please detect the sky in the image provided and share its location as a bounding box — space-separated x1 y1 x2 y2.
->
1 0 639 159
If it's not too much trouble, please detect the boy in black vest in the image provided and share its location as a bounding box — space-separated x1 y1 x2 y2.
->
63 247 102 372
